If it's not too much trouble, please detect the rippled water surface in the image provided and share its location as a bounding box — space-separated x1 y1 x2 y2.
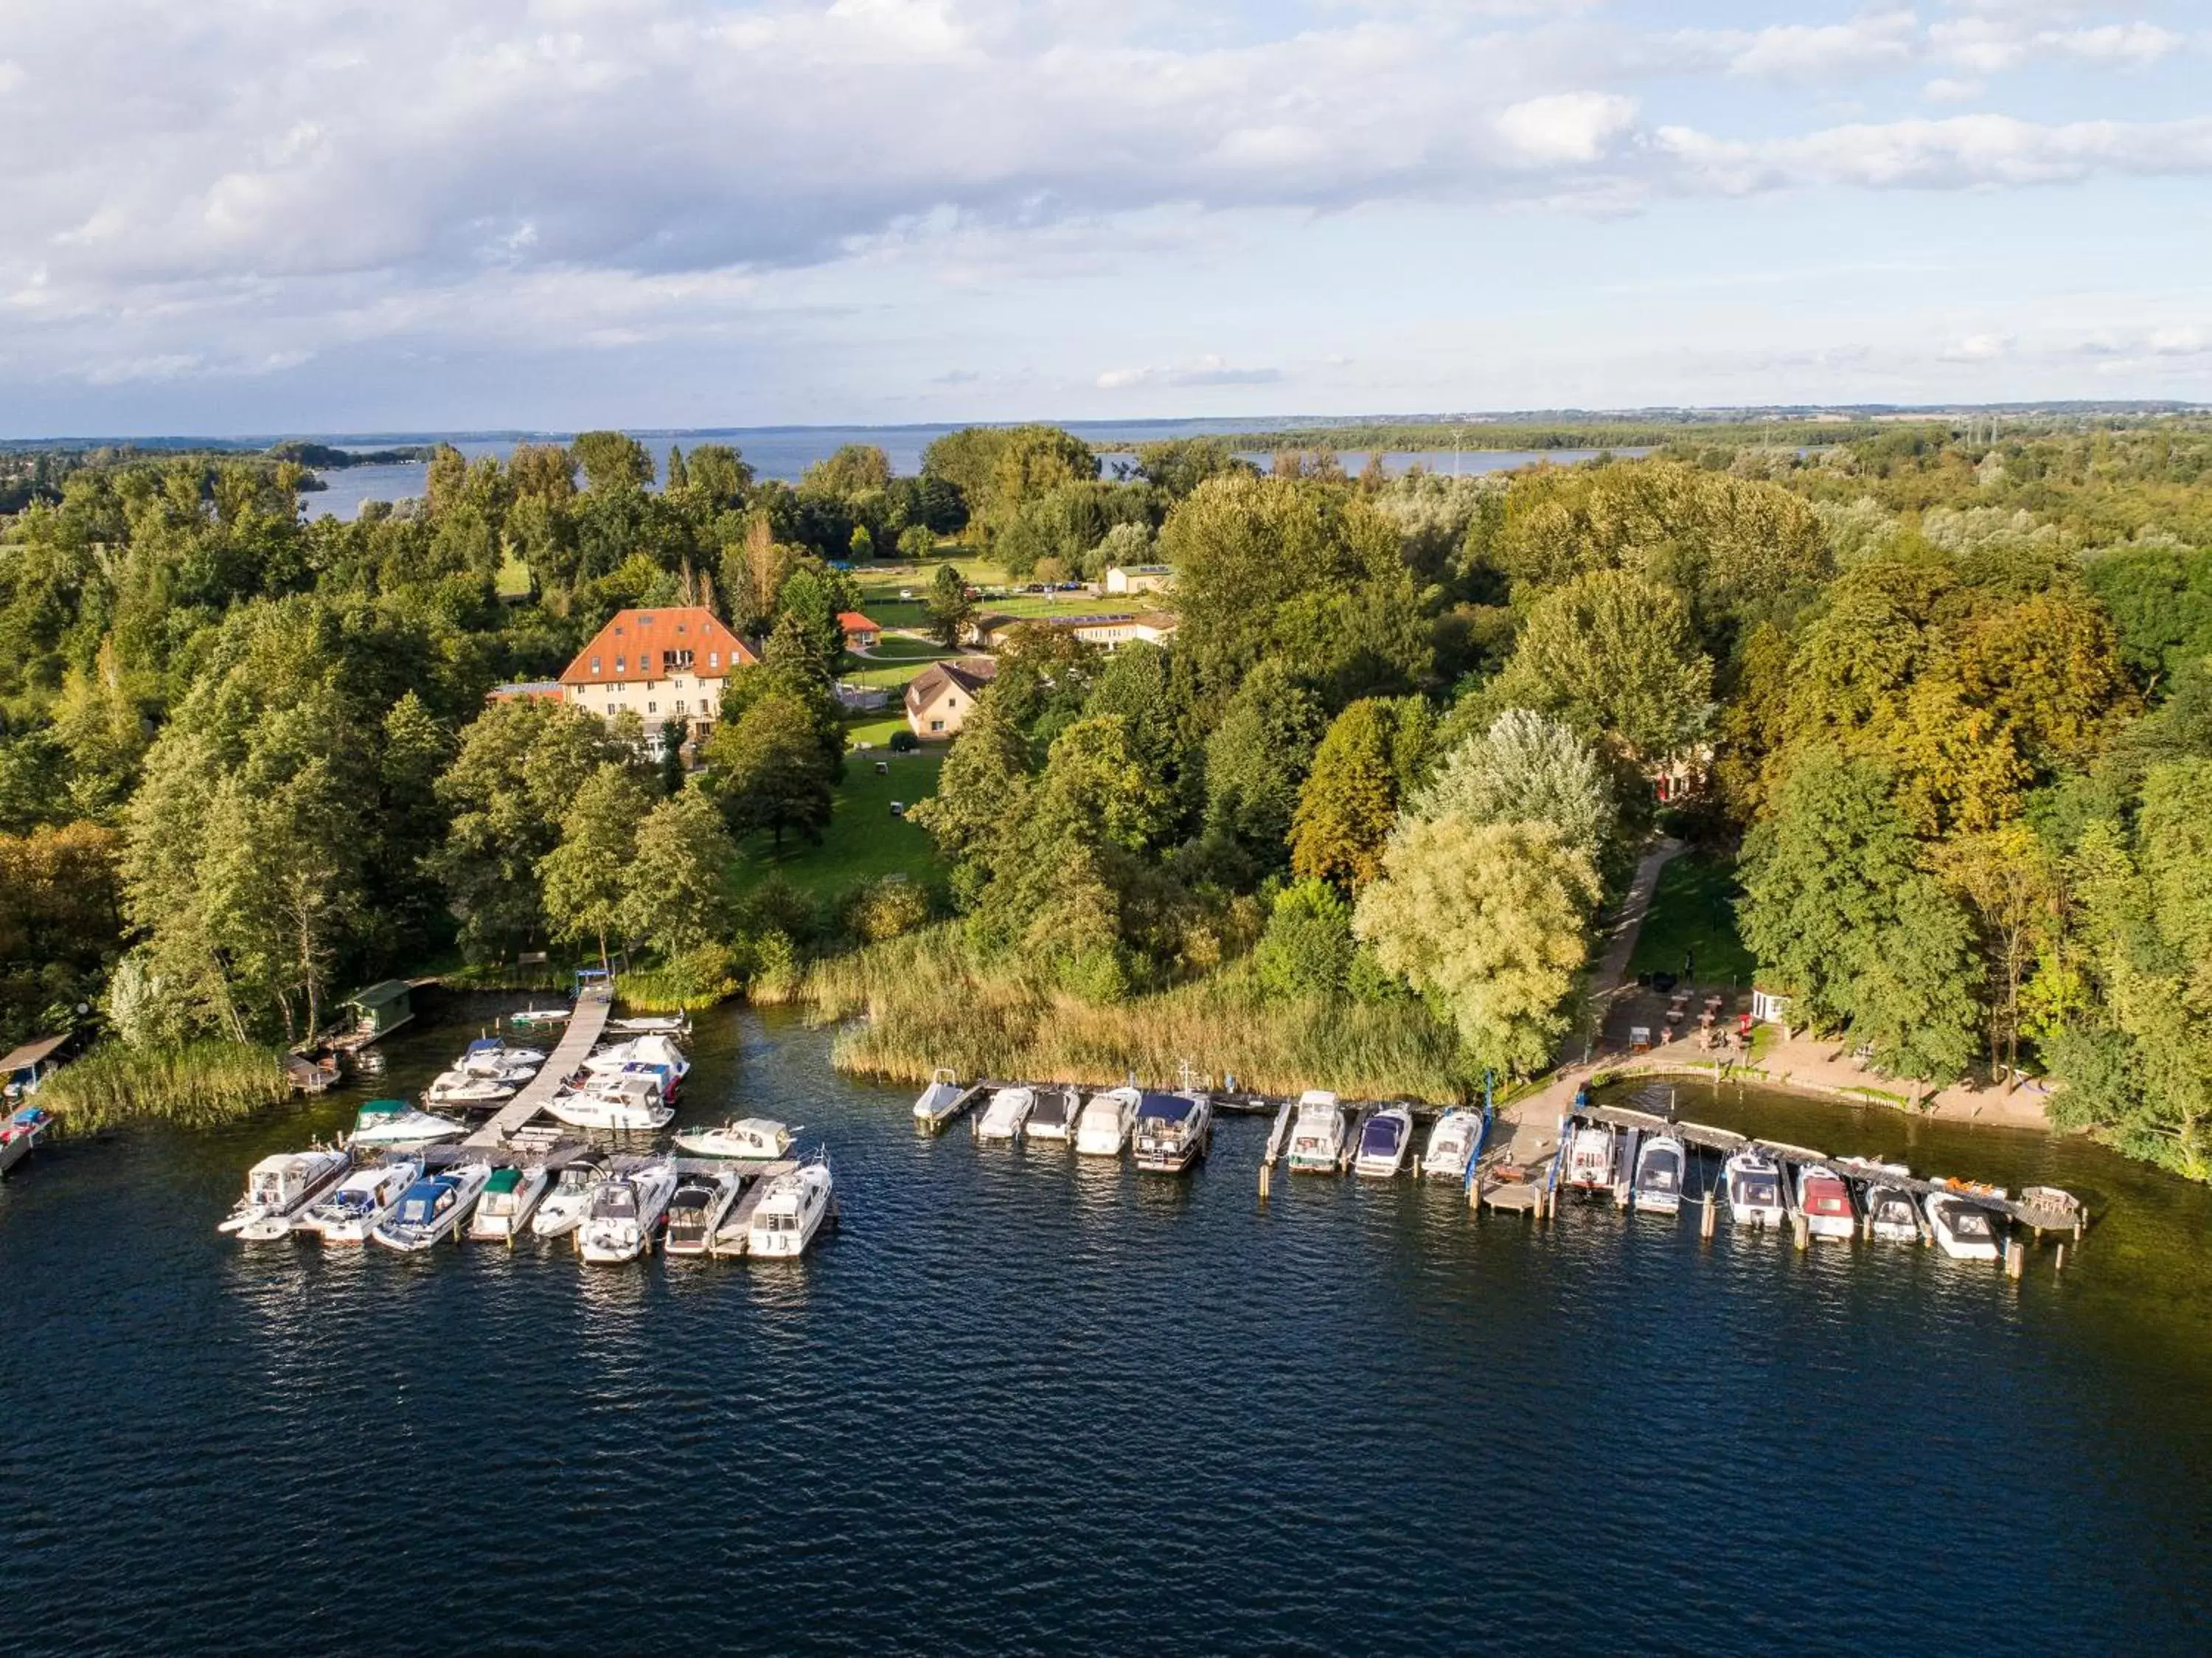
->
5 1001 2211 1653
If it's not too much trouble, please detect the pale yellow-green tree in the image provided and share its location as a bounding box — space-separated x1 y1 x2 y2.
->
619 787 737 956
540 763 651 973
1488 569 1713 763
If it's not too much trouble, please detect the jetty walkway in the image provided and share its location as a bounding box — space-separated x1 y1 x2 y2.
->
462 989 611 1148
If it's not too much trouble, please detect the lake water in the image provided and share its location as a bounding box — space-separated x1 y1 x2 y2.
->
7 998 2207 1652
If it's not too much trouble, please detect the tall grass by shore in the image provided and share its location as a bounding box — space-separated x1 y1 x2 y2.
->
804 926 1470 1100
38 1041 293 1134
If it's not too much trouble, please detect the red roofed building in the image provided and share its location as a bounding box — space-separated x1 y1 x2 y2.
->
557 606 757 751
838 611 881 651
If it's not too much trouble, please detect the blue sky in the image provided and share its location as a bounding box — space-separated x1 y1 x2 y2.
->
2 0 2208 435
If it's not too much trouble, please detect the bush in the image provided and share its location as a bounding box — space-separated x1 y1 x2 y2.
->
1059 944 1134 1006
741 874 821 944
748 929 802 1002
888 729 919 753
617 940 747 1010
843 875 931 944
1253 878 1356 1002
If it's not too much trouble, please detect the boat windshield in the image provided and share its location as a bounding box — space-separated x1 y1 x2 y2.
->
1738 1175 1780 1205
1945 1204 1994 1237
595 1186 639 1218
1806 1182 1849 1214
1361 1118 1404 1153
1639 1156 1680 1191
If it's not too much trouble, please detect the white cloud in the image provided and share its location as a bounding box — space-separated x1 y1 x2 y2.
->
1658 113 2212 192
1924 75 1986 100
1495 92 1637 165
1933 15 2185 72
1097 355 1282 390
1718 10 1919 79
1938 330 2014 360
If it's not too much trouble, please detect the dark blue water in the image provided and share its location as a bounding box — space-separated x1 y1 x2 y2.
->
5 1000 2209 1653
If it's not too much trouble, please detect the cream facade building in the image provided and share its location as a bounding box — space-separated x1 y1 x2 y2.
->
557 606 757 750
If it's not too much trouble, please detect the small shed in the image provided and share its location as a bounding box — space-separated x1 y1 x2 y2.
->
1 1034 69 1099
838 611 883 651
340 980 414 1041
1750 987 1790 1026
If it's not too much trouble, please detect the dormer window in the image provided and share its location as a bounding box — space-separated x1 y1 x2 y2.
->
709 651 720 669
639 613 654 625
616 656 625 673
591 656 601 673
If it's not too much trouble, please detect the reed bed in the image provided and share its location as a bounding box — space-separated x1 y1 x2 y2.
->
38 1041 293 1134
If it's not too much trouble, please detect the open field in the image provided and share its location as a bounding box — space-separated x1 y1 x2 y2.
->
731 749 945 901
1624 851 1757 985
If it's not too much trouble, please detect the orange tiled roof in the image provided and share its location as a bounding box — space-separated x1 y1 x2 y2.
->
838 611 880 634
559 606 756 687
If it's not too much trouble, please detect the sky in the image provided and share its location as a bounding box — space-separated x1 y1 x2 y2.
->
1 0 2209 436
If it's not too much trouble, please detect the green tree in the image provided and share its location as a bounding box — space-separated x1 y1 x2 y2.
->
1203 659 1326 865
1253 878 1356 1002
1290 698 1430 888
704 693 835 847
907 691 1032 900
926 563 975 648
540 763 650 973
1489 569 1714 763
620 786 737 954
1413 708 1615 867
571 431 654 493
801 444 893 498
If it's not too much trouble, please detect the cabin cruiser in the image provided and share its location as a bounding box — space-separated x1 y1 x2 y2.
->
1025 1087 1079 1142
299 1159 421 1244
1924 1186 2003 1261
1631 1134 1687 1215
349 1100 467 1147
1724 1150 1787 1229
581 1034 689 1089
425 1070 521 1108
372 1162 493 1252
1562 1123 1620 1196
1421 1107 1484 1181
1287 1090 1346 1173
529 1152 610 1238
468 1164 552 1241
579 1160 680 1263
663 1169 744 1255
1353 1105 1414 1179
672 1117 793 1159
748 1156 834 1258
547 1072 672 1131
609 1013 689 1037
0 1104 55 1174
218 1148 352 1240
1132 1092 1211 1174
458 1037 545 1073
977 1086 1037 1142
1796 1166 1857 1241
1076 1087 1140 1156
911 1069 965 1123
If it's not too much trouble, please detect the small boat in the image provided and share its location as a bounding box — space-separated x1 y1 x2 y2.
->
529 1152 610 1238
663 1169 743 1255
547 1073 672 1131
459 1037 546 1072
299 1159 420 1244
468 1163 552 1241
977 1086 1037 1142
608 1013 690 1036
582 1035 690 1087
1286 1090 1346 1173
1075 1087 1140 1156
1421 1107 1482 1180
372 1162 493 1251
1353 1105 1413 1178
911 1068 965 1124
507 1005 572 1028
1924 1187 2003 1261
1025 1087 1080 1142
1562 1123 1618 1195
218 1148 352 1239
672 1117 794 1159
579 1161 680 1263
0 1105 55 1175
349 1100 467 1147
1131 1092 1210 1174
748 1156 833 1258
425 1071 520 1107
1796 1165 1857 1241
1631 1134 1686 1215
1724 1150 1787 1229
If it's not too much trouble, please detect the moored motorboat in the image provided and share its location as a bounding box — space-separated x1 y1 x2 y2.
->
977 1086 1036 1142
1286 1090 1346 1173
1631 1133 1686 1215
1076 1087 1140 1156
547 1072 672 1131
1796 1165 1857 1241
349 1100 467 1147
579 1160 680 1263
218 1148 352 1239
1724 1150 1787 1229
672 1117 794 1159
1352 1104 1413 1178
529 1152 610 1238
468 1163 552 1241
1025 1087 1079 1142
1924 1186 2003 1260
1132 1092 1211 1174
0 1104 55 1174
372 1162 493 1252
299 1159 420 1244
1421 1106 1482 1180
663 1169 743 1255
1562 1123 1618 1196
425 1071 521 1108
748 1156 833 1258
507 1005 571 1030
582 1034 689 1089
459 1036 546 1072
911 1069 965 1123
608 1013 690 1037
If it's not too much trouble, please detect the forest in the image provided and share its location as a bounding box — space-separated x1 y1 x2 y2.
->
4 416 2212 1178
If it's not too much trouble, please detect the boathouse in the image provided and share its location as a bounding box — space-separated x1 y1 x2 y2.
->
339 980 415 1042
0 1034 70 1100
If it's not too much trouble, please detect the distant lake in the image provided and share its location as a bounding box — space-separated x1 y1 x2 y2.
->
301 426 1648 521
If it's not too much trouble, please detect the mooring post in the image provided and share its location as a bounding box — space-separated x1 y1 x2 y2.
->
2006 1236 2025 1279
2056 1244 2067 1272
1792 1212 1809 1251
1258 1162 1270 1202
1700 1191 1717 1241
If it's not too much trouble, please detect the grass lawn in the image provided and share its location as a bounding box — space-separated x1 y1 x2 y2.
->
844 711 913 748
859 634 954 662
1626 850 1759 985
730 749 946 901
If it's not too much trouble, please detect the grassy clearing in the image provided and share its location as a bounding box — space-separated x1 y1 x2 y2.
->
731 751 946 901
1626 851 1757 985
844 712 913 749
39 1041 293 1134
857 634 954 662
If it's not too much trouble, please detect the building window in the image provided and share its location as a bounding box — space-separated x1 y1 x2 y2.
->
591 656 601 673
616 656 626 673
947 696 958 708
709 651 719 669
675 699 686 715
606 703 616 715
930 719 945 733
648 701 658 714
639 613 653 625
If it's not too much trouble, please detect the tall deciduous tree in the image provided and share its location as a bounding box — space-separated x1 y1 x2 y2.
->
1489 569 1714 763
540 763 650 973
619 787 737 954
1290 697 1430 889
704 693 835 847
926 563 975 648
1203 659 1326 864
1413 708 1615 867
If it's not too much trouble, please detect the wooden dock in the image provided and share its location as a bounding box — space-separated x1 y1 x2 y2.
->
462 991 613 1149
708 1159 801 1255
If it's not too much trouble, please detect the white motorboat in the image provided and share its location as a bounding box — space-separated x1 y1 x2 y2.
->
349 1100 467 1147
1796 1165 1857 1241
547 1072 672 1131
1562 1123 1618 1196
299 1159 420 1244
579 1161 680 1263
748 1156 833 1258
468 1163 552 1241
1132 1092 1211 1174
977 1086 1036 1142
911 1068 965 1123
372 1162 493 1252
1287 1090 1346 1173
1842 1161 1921 1243
1353 1105 1414 1178
1025 1087 1080 1141
425 1071 521 1107
608 1013 690 1036
507 1005 572 1030
1924 1185 2003 1261
582 1034 690 1086
218 1148 352 1239
1076 1087 1140 1156
1421 1106 1483 1180
459 1036 546 1073
1725 1150 1787 1229
663 1169 744 1255
672 1117 794 1159
1631 1134 1687 1215
530 1152 610 1238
